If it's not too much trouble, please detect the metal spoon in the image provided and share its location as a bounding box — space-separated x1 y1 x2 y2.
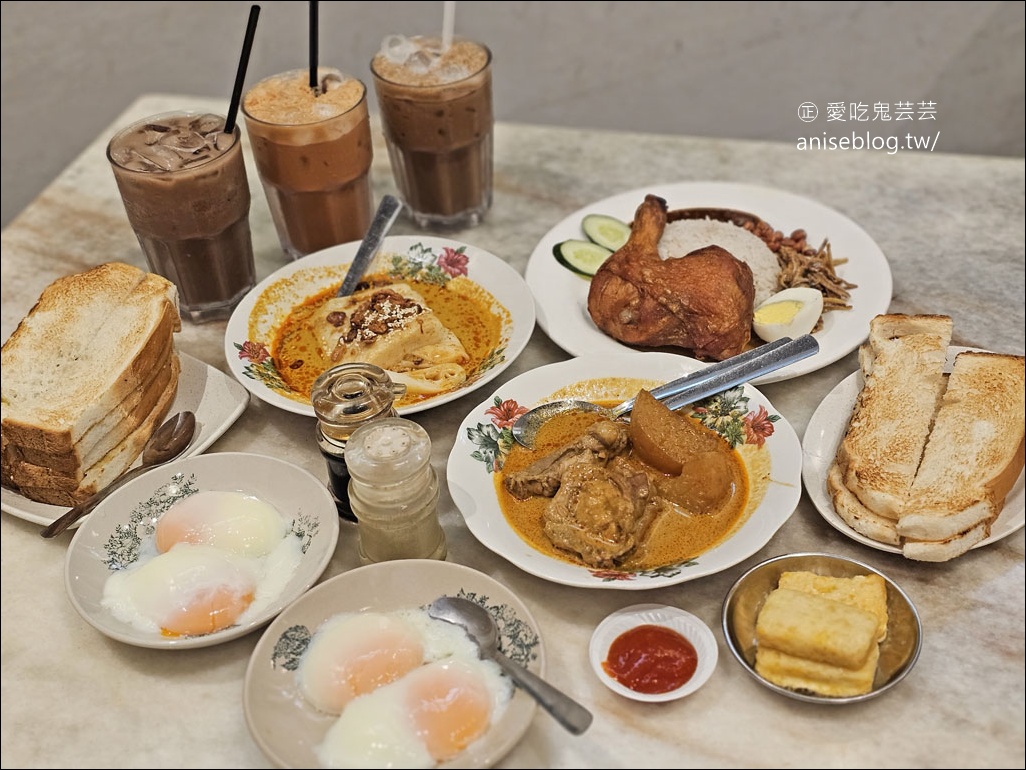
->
40 411 197 538
511 334 820 448
427 595 593 735
335 194 404 297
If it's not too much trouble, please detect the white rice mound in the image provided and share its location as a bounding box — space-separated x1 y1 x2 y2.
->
658 219 781 307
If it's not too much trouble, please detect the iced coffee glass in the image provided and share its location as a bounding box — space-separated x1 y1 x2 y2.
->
106 111 256 323
242 67 373 260
371 36 493 229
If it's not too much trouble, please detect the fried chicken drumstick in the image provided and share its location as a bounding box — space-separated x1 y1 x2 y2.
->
586 194 756 361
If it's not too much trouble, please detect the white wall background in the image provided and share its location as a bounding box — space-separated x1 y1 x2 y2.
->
2 0 1023 228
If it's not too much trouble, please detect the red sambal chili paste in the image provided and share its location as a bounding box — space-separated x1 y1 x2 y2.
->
603 624 699 694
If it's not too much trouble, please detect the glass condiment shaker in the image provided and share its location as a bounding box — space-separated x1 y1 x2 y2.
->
310 363 406 522
344 416 446 564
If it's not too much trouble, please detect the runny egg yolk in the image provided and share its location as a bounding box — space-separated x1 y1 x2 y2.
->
298 613 426 715
309 610 515 768
155 490 287 558
405 660 493 761
103 543 258 638
161 583 255 638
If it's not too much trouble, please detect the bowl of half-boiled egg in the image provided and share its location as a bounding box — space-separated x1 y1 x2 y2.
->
63 452 339 650
243 559 545 769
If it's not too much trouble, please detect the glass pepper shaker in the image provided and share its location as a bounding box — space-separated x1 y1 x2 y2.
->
310 363 406 522
344 416 446 564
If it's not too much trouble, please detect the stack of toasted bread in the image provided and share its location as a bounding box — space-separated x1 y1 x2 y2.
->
1 262 182 506
828 313 1025 562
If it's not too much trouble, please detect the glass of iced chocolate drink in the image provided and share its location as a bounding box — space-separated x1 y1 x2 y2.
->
242 67 374 260
371 36 493 229
106 111 257 323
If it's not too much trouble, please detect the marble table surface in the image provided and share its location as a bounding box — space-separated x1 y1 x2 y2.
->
2 94 1023 769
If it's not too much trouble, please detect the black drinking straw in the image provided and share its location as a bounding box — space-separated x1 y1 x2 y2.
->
225 4 261 134
309 1 319 92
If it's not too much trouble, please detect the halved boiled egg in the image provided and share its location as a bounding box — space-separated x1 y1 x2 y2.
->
752 287 824 343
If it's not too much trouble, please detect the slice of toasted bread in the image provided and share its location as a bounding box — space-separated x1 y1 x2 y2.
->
901 519 992 562
835 313 952 519
1 262 180 455
10 354 181 507
827 463 901 546
1 334 174 475
1 345 176 486
897 351 1025 543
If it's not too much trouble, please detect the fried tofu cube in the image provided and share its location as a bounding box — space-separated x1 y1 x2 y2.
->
755 588 879 669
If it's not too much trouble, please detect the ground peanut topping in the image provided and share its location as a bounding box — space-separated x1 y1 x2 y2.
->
333 289 424 357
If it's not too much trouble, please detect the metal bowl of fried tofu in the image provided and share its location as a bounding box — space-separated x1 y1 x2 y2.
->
721 552 922 704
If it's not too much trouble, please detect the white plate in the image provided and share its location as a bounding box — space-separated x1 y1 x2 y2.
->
589 603 718 702
244 559 543 769
447 352 803 589
0 352 249 528
802 346 1026 552
526 181 892 383
225 236 535 417
64 452 339 650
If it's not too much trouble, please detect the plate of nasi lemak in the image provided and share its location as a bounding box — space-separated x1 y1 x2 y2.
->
225 236 536 417
526 181 893 383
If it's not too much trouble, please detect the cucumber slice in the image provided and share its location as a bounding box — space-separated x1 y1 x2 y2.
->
582 213 631 251
553 239 613 277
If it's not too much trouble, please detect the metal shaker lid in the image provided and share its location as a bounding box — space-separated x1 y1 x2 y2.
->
345 417 432 486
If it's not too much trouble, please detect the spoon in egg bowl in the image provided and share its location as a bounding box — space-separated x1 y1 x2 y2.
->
428 595 594 735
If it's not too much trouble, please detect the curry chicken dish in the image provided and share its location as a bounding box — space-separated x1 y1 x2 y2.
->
272 273 504 407
497 390 753 571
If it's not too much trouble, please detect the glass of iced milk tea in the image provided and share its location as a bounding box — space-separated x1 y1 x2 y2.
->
371 36 493 229
106 111 257 323
243 67 374 260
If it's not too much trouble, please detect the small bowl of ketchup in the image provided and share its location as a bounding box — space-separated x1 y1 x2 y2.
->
589 603 718 702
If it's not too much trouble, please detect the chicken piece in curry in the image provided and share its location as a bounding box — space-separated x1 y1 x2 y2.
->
498 389 748 570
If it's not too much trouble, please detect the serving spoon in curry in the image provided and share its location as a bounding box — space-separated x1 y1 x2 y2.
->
335 194 403 298
40 410 197 538
510 334 819 449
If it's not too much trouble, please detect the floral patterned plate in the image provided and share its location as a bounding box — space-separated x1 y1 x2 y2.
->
446 352 803 590
64 452 339 649
244 559 542 769
224 236 535 417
